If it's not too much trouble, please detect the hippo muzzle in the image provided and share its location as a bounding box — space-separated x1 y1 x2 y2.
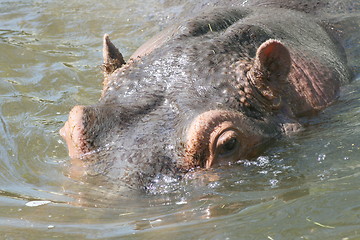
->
60 100 279 188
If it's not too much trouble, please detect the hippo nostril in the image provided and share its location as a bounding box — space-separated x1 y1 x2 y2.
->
61 105 91 159
59 123 67 138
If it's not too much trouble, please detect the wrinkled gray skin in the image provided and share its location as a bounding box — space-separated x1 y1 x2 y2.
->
61 0 359 190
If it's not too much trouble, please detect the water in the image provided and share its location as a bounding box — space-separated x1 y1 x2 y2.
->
0 0 359 239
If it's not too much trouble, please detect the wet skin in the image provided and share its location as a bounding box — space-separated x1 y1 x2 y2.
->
60 0 356 189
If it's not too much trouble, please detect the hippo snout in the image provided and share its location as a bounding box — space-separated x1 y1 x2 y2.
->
61 104 130 159
60 105 90 159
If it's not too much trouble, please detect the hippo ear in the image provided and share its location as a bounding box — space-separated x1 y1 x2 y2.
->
249 39 291 108
102 34 126 77
253 39 291 82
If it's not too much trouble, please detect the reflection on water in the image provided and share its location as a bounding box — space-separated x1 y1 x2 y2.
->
0 0 359 239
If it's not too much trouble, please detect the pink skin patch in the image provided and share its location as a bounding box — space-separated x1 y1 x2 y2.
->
60 105 89 159
184 110 265 168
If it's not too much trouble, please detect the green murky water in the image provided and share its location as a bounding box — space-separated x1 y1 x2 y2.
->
0 1 359 239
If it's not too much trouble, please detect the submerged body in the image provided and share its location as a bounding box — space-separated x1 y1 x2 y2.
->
60 0 357 189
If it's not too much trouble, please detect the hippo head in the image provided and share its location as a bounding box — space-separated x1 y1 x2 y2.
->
60 10 297 189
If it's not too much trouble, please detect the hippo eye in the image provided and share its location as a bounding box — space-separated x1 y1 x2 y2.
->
218 137 237 156
215 130 241 160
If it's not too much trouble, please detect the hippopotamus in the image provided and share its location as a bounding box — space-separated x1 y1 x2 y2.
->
60 0 357 190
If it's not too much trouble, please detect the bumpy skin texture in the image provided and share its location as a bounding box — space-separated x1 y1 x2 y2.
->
60 0 357 190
